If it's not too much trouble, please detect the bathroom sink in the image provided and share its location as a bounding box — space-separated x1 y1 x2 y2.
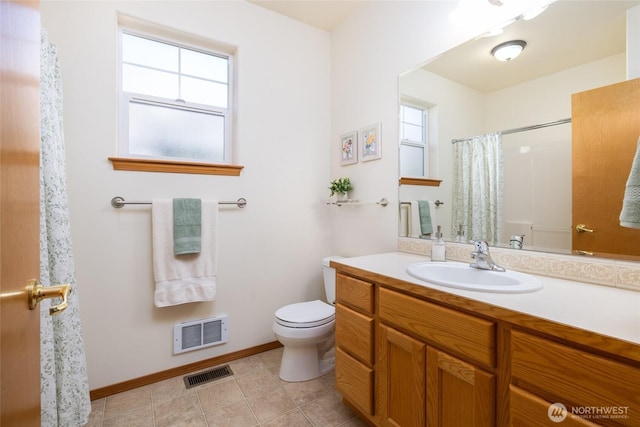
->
407 262 542 293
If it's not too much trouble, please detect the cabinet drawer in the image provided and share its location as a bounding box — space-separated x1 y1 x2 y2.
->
336 346 374 416
336 273 374 314
511 330 640 426
510 385 598 426
336 304 374 365
379 287 495 367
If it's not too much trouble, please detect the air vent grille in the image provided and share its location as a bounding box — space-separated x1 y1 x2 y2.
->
173 315 228 354
183 365 233 389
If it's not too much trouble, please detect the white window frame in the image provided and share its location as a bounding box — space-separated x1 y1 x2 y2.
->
117 22 234 165
399 101 429 177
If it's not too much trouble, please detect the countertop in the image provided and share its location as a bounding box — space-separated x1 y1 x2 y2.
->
332 252 640 351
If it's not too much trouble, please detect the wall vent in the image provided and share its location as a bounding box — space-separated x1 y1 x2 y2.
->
183 365 233 389
173 315 228 354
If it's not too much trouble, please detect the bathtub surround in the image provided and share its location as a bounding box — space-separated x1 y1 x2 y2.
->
39 30 91 425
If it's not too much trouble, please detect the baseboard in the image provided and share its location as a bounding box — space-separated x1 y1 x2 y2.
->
89 341 282 401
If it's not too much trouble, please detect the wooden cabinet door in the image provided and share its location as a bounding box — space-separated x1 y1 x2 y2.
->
378 325 426 427
426 347 495 427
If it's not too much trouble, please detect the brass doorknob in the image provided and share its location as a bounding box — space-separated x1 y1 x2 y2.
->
26 279 70 315
576 224 594 233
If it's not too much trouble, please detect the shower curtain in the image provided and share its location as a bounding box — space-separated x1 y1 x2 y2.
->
452 132 503 245
40 30 91 426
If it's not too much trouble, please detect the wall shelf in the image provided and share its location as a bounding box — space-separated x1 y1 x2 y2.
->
327 198 389 207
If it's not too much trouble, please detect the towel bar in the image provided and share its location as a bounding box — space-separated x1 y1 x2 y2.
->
400 200 444 207
111 196 247 209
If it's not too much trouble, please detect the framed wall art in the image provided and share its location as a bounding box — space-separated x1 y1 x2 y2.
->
340 130 358 165
360 122 381 161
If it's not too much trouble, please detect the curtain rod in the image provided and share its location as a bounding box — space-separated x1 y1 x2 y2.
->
451 118 571 144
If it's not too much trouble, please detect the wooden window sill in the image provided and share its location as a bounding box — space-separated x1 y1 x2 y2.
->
109 157 244 176
399 177 442 187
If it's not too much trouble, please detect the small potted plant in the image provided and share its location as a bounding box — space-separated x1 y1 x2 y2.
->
329 177 353 202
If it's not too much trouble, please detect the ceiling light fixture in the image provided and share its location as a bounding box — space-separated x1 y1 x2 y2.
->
491 40 527 61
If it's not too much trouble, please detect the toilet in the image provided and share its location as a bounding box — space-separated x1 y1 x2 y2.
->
273 256 342 382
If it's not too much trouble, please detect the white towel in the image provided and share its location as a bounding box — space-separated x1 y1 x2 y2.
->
409 201 422 238
152 199 218 307
409 200 437 238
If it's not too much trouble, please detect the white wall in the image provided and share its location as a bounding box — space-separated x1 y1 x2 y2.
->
41 0 332 390
330 1 478 256
399 69 487 237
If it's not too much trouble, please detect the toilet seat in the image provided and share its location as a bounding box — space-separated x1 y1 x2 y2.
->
275 300 335 328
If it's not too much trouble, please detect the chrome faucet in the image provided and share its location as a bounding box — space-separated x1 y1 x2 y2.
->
470 241 505 272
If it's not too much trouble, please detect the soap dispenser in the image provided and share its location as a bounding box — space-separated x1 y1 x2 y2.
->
431 225 446 262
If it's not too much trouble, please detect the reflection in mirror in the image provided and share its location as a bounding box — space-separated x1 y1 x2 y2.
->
398 0 640 259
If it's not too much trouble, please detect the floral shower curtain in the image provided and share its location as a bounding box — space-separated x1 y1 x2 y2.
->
40 30 91 426
452 131 504 245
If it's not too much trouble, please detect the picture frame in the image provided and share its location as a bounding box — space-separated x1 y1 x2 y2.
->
340 130 358 165
360 122 381 161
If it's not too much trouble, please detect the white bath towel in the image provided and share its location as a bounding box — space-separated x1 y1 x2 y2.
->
409 200 437 238
152 199 218 307
409 201 422 238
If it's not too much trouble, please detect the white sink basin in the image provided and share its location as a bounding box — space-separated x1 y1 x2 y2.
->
407 262 542 293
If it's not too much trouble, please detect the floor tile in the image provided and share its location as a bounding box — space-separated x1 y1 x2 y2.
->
246 386 297 423
89 348 364 426
205 400 259 427
197 378 245 414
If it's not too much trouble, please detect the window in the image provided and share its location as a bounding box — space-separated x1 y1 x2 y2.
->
399 104 428 177
114 20 240 174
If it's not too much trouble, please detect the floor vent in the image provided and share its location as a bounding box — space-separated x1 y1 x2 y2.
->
183 365 233 389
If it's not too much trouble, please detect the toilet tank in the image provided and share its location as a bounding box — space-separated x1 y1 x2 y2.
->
322 256 343 305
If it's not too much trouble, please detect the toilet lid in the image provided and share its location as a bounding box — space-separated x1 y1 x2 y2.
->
275 300 335 328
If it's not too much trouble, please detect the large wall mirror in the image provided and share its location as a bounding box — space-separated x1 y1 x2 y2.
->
399 0 640 259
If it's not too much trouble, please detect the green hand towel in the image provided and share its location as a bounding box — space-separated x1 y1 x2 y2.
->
173 198 202 255
418 200 433 235
620 137 640 228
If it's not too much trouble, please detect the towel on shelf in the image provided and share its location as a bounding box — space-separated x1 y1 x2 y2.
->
620 137 640 228
173 198 202 255
418 200 434 235
152 199 218 307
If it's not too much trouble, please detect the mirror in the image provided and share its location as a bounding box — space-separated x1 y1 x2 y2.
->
398 0 640 258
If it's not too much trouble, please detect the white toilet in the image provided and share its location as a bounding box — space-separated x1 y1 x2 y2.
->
273 256 342 382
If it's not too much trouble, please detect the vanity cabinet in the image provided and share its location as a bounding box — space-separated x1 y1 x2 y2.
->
335 273 375 420
510 330 640 426
332 257 640 427
378 287 495 427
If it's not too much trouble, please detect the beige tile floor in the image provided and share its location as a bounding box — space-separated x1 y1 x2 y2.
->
86 347 369 426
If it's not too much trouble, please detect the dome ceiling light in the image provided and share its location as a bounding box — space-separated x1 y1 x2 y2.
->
491 40 527 61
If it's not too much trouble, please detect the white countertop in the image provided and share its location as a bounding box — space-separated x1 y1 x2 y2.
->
333 252 640 346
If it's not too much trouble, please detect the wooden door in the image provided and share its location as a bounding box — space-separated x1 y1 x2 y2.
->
571 78 640 257
0 1 42 425
378 325 426 427
426 347 494 427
